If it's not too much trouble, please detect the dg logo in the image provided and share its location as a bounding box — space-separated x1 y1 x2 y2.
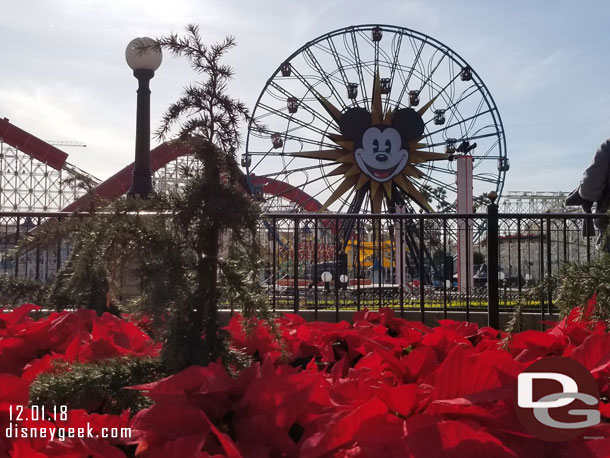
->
514 356 600 442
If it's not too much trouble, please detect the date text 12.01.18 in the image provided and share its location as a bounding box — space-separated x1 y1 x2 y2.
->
9 405 68 422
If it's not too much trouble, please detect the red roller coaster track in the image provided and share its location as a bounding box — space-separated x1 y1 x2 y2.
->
249 175 322 212
0 117 68 170
0 118 322 212
61 141 191 212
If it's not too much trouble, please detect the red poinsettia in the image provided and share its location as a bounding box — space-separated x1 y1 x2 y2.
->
1 298 609 456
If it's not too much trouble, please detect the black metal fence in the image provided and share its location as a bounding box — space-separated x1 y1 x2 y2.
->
0 213 74 282
0 208 601 328
258 206 600 327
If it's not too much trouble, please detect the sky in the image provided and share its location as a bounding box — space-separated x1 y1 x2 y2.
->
2 0 610 197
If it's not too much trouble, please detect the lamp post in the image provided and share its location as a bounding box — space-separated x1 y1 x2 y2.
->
125 37 162 198
321 271 332 306
339 274 349 304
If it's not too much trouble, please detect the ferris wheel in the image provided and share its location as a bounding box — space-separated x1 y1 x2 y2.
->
244 24 507 214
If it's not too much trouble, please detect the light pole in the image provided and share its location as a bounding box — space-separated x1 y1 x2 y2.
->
321 271 332 306
125 37 162 198
339 274 349 304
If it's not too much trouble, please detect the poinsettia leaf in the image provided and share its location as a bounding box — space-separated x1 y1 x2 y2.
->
571 333 610 374
403 414 519 458
433 346 504 400
299 398 388 458
373 383 417 418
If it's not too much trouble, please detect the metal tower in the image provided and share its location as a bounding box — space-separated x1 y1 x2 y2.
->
500 191 573 213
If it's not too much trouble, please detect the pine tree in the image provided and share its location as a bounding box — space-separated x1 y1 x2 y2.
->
151 25 266 369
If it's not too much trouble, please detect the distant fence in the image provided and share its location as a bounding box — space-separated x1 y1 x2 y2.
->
0 213 75 282
0 207 601 328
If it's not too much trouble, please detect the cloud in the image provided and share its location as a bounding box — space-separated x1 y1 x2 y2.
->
510 49 564 95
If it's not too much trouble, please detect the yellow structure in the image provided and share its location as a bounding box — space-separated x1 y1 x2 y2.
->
345 240 399 268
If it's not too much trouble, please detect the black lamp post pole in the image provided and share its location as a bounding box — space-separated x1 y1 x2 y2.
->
127 68 155 198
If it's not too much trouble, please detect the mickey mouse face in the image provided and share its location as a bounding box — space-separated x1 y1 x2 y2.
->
355 126 408 182
339 106 424 184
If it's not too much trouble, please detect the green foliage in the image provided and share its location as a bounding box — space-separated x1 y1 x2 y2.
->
421 185 454 212
0 276 48 308
503 251 610 335
220 236 269 319
29 357 164 415
151 25 267 370
542 254 610 321
502 300 526 344
473 192 492 212
18 197 185 321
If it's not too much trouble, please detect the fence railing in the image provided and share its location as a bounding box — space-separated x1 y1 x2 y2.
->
258 206 599 327
0 212 76 282
0 208 601 328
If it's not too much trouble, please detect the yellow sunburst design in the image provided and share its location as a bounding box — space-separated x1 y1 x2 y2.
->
307 74 449 212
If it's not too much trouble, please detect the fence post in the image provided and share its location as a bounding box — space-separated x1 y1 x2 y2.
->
487 192 500 329
293 218 299 314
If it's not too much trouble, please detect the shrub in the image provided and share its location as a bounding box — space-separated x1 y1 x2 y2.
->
0 276 47 308
29 357 164 415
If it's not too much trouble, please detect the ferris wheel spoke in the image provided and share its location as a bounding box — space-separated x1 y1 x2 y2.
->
418 175 458 195
409 36 429 83
466 99 487 133
356 29 395 73
307 175 350 208
419 71 463 119
421 163 458 178
303 48 349 110
251 127 338 150
314 38 362 78
268 80 338 128
395 37 427 107
418 50 448 95
447 88 502 144
422 162 498 185
349 28 383 78
335 185 357 213
430 169 496 190
267 173 341 207
474 174 502 184
383 32 404 113
424 131 503 149
250 151 340 162
353 30 380 79
422 108 494 138
349 29 370 110
475 138 501 164
445 97 485 136
281 155 299 174
314 40 354 99
258 103 334 138
249 154 268 174
288 65 342 110
439 85 480 120
257 162 337 179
